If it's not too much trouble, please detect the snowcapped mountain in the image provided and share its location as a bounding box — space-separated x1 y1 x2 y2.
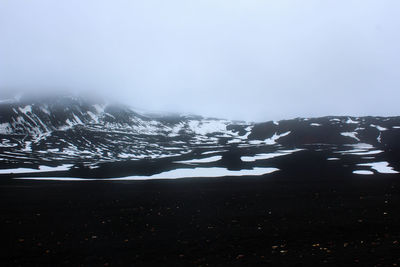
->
0 95 399 179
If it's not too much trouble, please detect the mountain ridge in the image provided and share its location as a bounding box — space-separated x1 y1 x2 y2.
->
0 95 399 179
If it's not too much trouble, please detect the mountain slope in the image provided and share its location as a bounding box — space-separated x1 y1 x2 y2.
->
0 95 399 179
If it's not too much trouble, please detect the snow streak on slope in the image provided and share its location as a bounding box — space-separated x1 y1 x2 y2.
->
16 167 279 181
241 149 302 162
0 164 73 174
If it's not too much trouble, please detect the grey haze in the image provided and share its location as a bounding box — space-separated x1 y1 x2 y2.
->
0 0 399 121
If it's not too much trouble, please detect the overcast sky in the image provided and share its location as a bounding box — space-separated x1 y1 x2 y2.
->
0 0 399 121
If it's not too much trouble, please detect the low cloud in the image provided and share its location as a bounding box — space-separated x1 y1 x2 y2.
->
1 0 399 121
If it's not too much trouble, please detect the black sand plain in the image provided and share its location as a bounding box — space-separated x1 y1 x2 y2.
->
2 85 400 267
2 170 400 267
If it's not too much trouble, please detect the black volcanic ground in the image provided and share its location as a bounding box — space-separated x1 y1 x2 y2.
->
1 96 400 266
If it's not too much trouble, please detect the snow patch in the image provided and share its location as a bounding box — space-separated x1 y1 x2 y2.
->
0 139 17 148
73 114 83 124
176 156 222 164
370 124 387 131
349 143 374 150
377 132 382 143
87 111 99 123
353 170 374 175
0 164 73 174
357 162 398 174
249 131 291 145
65 119 74 127
19 105 32 114
0 123 11 134
227 139 242 144
264 131 291 145
348 150 383 156
188 120 228 135
118 152 140 159
241 149 302 162
340 132 360 141
16 167 279 181
202 150 227 155
336 143 380 156
21 141 32 152
346 118 359 124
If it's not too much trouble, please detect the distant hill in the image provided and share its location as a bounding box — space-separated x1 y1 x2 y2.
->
0 95 399 179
